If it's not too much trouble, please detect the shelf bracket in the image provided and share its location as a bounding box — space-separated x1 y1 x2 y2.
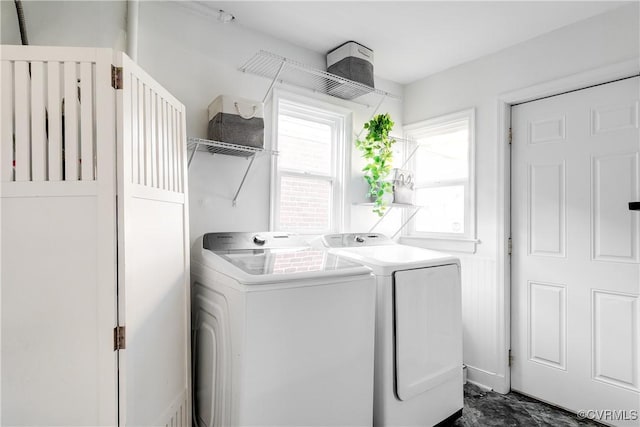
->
186 138 277 206
368 205 394 232
232 155 257 207
262 61 286 104
392 207 421 239
369 94 386 120
187 141 200 167
400 143 419 169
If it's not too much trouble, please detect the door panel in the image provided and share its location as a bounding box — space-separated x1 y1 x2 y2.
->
528 162 566 257
117 52 191 426
592 153 639 262
528 281 567 370
394 265 462 401
592 290 638 391
511 77 639 426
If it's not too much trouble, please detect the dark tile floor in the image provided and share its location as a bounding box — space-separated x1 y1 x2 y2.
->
453 383 603 426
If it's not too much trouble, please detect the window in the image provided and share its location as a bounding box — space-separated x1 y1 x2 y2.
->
271 96 349 234
404 109 475 242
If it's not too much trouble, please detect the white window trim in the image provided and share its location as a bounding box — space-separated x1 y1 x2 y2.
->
401 108 477 253
269 89 352 234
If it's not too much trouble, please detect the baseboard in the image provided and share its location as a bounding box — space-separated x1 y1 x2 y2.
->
466 365 509 394
467 379 492 391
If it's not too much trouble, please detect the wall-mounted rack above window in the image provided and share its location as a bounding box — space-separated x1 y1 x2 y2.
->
187 137 278 206
240 50 401 109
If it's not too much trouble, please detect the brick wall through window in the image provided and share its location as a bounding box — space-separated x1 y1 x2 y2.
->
273 99 346 233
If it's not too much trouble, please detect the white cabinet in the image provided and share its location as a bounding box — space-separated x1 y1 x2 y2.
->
1 46 191 426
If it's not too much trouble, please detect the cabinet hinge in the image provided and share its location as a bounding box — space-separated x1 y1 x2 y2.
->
508 349 513 366
508 237 513 256
111 65 123 89
113 326 126 350
508 127 513 145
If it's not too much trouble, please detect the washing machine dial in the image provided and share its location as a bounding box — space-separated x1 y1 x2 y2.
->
253 235 266 246
354 235 365 243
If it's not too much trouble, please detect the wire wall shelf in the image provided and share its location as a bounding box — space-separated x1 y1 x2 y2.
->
240 50 401 104
187 137 278 207
187 138 275 160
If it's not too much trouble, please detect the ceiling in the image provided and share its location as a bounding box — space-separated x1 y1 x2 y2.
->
196 1 629 84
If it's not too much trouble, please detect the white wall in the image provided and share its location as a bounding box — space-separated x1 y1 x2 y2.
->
0 1 404 242
135 2 403 242
402 3 639 392
0 0 127 50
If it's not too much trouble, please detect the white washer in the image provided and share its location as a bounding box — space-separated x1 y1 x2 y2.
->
317 233 463 427
191 232 376 427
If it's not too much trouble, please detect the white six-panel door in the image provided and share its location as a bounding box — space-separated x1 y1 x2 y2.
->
511 77 639 426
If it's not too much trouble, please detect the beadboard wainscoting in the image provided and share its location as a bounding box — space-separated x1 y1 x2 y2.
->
458 255 507 391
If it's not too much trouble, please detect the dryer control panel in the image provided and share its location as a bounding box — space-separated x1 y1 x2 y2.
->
321 233 396 248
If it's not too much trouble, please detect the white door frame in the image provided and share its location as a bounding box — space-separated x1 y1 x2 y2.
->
494 58 639 394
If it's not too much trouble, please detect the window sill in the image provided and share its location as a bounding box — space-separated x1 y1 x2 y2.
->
399 235 479 254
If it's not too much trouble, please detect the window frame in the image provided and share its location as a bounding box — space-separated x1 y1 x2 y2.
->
270 91 351 234
402 108 477 248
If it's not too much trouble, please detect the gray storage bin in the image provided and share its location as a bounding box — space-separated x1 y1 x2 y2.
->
207 95 264 148
327 41 375 88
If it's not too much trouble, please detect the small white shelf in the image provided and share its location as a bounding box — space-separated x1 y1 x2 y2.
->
187 137 278 207
354 201 421 238
354 202 420 208
240 50 401 105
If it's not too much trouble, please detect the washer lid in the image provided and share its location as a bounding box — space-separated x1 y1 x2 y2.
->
206 247 372 285
215 247 363 275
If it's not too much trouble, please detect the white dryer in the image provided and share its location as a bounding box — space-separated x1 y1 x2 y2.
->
317 233 463 427
191 232 376 427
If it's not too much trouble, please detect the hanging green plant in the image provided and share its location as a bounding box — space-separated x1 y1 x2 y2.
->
355 113 396 216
